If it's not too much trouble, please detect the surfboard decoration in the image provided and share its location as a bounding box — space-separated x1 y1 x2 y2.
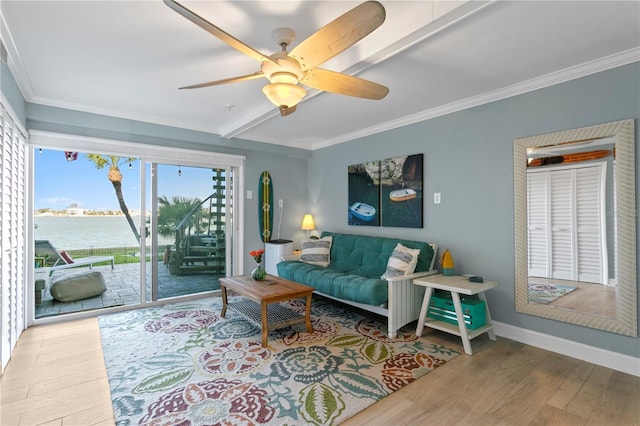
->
527 149 611 167
258 170 273 242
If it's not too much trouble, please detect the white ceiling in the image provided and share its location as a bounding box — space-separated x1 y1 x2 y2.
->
2 1 639 150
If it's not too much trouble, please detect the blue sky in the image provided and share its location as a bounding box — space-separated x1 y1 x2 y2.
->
35 149 219 211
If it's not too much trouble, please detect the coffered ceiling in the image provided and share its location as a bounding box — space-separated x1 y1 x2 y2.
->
1 1 638 150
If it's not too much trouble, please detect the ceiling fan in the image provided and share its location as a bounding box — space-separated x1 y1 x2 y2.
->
164 0 389 117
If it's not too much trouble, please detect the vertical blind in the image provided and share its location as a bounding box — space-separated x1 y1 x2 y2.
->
0 101 27 373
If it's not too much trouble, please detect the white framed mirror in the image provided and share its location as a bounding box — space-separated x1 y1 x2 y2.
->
514 119 637 336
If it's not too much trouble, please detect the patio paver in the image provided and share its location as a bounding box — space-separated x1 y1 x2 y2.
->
35 262 222 318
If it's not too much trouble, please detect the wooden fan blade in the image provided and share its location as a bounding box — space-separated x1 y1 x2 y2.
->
164 0 276 65
290 1 385 70
179 72 264 90
301 68 388 100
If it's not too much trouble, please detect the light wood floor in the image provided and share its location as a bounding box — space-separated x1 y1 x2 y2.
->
529 277 617 318
1 317 638 426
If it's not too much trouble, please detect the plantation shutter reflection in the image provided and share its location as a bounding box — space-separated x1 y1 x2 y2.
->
527 172 549 277
575 166 608 284
527 163 607 284
550 170 573 280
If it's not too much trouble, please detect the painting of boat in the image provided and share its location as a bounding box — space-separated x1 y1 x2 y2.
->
350 202 376 222
390 188 416 202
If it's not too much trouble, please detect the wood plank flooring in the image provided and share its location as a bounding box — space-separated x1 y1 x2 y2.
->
529 277 617 318
2 316 638 425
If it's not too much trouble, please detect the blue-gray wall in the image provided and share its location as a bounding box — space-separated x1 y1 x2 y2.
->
2 52 638 358
309 62 640 358
1 61 26 125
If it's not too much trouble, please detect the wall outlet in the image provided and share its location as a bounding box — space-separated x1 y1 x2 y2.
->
278 199 284 208
434 192 441 204
247 190 252 199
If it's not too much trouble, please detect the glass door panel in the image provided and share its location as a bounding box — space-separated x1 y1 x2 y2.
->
34 148 142 318
148 164 227 301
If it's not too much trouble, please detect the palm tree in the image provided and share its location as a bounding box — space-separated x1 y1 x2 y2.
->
157 196 203 238
86 154 140 242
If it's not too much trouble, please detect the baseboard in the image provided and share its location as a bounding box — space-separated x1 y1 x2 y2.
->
492 321 640 377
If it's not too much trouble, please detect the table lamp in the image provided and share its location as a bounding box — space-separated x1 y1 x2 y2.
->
301 214 315 238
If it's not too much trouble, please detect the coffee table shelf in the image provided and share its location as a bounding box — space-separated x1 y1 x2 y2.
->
229 299 306 331
220 274 314 347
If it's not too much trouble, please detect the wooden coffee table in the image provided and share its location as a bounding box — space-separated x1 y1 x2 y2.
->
219 274 314 347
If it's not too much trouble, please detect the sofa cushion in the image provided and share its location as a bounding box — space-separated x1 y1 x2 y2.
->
300 236 332 267
277 232 436 308
277 260 388 306
382 243 420 278
321 232 434 278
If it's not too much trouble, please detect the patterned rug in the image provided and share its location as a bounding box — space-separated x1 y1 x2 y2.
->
98 296 459 425
528 282 578 304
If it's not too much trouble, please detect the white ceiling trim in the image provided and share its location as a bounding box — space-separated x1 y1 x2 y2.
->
1 9 224 136
3 2 638 152
28 130 245 168
312 47 640 151
220 0 495 142
26 92 225 136
0 12 34 101
2 1 496 150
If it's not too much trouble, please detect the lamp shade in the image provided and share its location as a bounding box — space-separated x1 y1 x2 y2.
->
263 82 306 108
301 214 315 231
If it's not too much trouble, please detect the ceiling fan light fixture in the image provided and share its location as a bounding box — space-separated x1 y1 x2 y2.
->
270 71 298 85
165 0 389 116
262 82 306 109
261 53 304 81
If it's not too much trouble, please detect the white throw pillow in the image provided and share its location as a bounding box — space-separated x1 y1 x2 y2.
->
300 236 333 267
382 243 420 278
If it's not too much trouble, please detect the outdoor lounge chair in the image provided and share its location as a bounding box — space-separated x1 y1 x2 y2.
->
35 240 115 271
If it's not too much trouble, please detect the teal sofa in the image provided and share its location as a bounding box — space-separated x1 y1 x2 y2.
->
277 231 438 338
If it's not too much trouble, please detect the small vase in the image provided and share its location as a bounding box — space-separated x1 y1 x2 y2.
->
251 265 266 281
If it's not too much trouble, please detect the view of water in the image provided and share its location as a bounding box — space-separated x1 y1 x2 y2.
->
34 216 173 250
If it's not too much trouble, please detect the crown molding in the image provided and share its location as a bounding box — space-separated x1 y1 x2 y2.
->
1 11 34 101
3 1 637 153
312 47 640 150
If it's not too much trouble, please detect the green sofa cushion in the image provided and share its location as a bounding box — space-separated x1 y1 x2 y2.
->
321 232 434 278
277 260 389 306
277 232 435 306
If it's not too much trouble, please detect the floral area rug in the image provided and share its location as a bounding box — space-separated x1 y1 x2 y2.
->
528 282 578 304
98 296 459 425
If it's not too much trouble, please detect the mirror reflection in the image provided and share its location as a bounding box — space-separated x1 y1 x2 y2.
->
514 119 636 337
525 138 616 318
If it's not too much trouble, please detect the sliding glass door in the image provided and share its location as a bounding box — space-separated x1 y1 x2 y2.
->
34 148 143 318
148 164 229 301
30 132 244 323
